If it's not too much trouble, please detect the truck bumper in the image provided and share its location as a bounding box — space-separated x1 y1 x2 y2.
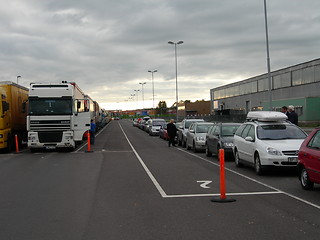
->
28 131 75 149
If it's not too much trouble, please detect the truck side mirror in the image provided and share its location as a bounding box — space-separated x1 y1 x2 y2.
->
22 101 27 113
2 101 9 113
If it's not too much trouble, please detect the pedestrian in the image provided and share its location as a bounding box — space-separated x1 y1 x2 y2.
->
281 106 289 118
287 105 298 125
90 119 96 145
167 119 177 147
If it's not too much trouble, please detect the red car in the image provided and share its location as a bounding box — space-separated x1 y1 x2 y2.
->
298 128 320 190
159 124 169 140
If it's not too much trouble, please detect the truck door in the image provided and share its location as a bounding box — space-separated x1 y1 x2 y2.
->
73 99 91 141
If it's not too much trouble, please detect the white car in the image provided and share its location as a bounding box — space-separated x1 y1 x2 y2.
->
233 111 307 175
186 122 214 152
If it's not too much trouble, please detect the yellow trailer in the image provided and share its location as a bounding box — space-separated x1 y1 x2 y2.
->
0 81 28 152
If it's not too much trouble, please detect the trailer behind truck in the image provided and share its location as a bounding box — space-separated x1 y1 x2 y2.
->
0 81 28 152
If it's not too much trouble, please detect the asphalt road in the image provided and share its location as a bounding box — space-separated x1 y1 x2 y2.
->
0 120 319 240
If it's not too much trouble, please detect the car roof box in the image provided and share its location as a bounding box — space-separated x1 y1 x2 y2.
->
247 111 288 122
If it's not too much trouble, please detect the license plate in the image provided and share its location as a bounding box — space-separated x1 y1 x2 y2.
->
288 157 298 162
45 146 56 149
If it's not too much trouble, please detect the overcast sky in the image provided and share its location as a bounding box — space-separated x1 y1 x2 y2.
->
1 0 320 110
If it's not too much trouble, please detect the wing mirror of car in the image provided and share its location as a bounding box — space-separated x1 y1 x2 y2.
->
189 129 195 133
245 136 254 142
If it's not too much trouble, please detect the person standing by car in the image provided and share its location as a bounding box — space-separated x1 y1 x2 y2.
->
167 119 177 147
90 119 96 145
281 106 289 117
287 105 298 125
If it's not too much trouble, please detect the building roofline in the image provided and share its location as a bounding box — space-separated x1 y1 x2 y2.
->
211 57 320 91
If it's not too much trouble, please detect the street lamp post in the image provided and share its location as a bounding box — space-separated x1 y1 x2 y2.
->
17 75 21 84
148 70 157 109
134 89 140 108
168 40 183 122
139 82 146 109
264 0 272 111
130 94 135 111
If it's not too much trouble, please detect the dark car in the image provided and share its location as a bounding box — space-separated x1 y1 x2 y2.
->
205 123 241 160
298 128 320 190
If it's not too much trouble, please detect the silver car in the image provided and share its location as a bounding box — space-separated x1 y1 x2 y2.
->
186 122 214 152
148 119 166 136
178 118 204 147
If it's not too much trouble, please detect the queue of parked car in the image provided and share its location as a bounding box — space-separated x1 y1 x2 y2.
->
132 111 320 190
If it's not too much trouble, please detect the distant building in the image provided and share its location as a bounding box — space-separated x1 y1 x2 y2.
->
210 58 320 123
174 100 210 120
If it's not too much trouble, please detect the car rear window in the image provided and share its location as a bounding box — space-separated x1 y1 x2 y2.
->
307 130 320 149
185 120 203 128
257 124 307 140
221 125 240 136
196 125 212 133
153 121 165 126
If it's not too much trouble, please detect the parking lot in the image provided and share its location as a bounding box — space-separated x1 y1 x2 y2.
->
0 119 319 240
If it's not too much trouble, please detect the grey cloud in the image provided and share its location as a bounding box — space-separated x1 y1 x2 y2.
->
1 0 320 109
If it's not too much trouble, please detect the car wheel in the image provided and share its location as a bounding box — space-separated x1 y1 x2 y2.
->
254 153 263 175
234 149 243 167
193 142 198 153
216 145 221 161
30 148 37 153
300 166 314 190
206 144 212 157
182 139 186 148
186 139 191 150
6 134 13 153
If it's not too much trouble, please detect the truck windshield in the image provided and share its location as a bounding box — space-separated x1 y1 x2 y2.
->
29 97 73 115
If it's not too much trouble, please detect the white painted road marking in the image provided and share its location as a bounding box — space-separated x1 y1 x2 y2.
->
119 123 168 198
178 147 320 210
118 121 320 210
164 191 282 198
75 121 111 153
119 122 283 199
197 180 212 189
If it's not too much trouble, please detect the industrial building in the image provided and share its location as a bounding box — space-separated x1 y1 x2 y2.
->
210 58 320 124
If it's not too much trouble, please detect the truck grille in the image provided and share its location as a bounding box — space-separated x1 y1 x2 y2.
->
38 131 63 143
30 120 71 131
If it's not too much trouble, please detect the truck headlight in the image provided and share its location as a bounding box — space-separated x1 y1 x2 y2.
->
266 147 282 156
65 133 73 140
0 134 3 138
28 133 37 141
